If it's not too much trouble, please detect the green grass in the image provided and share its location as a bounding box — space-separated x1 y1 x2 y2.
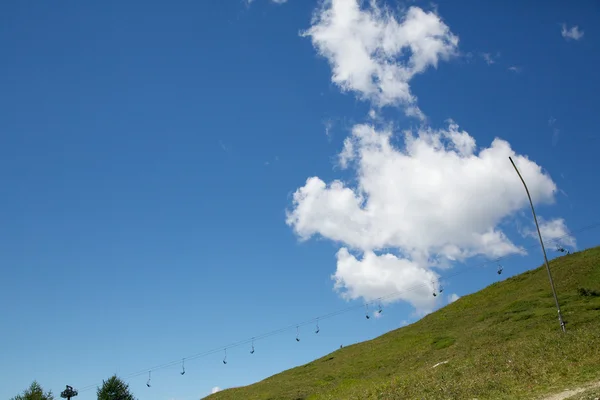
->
205 246 600 400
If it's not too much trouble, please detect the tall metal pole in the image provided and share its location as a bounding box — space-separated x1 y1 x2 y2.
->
509 156 566 333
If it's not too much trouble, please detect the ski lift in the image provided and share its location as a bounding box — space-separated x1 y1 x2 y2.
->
146 371 151 387
250 338 255 354
365 304 370 319
296 326 300 342
223 349 227 365
315 319 320 334
497 263 503 275
377 302 383 314
556 245 571 255
432 280 438 297
180 359 185 375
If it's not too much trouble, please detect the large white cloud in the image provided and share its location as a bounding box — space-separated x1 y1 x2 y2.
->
288 123 557 258
286 122 560 310
301 0 458 116
286 1 569 313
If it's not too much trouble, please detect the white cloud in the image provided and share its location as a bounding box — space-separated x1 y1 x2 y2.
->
561 24 584 40
481 53 495 65
508 66 521 73
301 1 458 116
324 119 334 140
523 217 576 249
285 0 571 314
481 52 499 65
286 122 560 311
448 293 460 303
334 248 438 310
218 140 230 153
211 387 222 394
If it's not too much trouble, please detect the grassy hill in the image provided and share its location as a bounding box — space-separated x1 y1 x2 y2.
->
205 246 600 400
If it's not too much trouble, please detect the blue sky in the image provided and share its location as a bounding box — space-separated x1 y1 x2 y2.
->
1 0 599 399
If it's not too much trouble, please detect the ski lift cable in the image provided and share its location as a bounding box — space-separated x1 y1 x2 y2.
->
75 223 600 392
77 224 593 389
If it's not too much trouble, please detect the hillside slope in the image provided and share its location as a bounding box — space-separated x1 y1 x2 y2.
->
205 246 600 400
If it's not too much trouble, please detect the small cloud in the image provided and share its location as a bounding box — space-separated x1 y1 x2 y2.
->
448 293 460 304
218 140 230 153
508 66 522 73
552 130 559 145
211 386 222 394
481 52 499 65
522 217 576 249
324 119 334 140
561 24 584 40
264 155 280 167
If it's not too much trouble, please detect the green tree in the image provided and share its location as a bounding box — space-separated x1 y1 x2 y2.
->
11 381 54 400
96 375 136 400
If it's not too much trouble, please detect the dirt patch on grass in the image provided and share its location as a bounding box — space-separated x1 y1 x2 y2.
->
541 381 600 400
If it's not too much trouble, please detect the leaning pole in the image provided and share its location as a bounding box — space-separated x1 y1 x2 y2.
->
509 156 566 333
